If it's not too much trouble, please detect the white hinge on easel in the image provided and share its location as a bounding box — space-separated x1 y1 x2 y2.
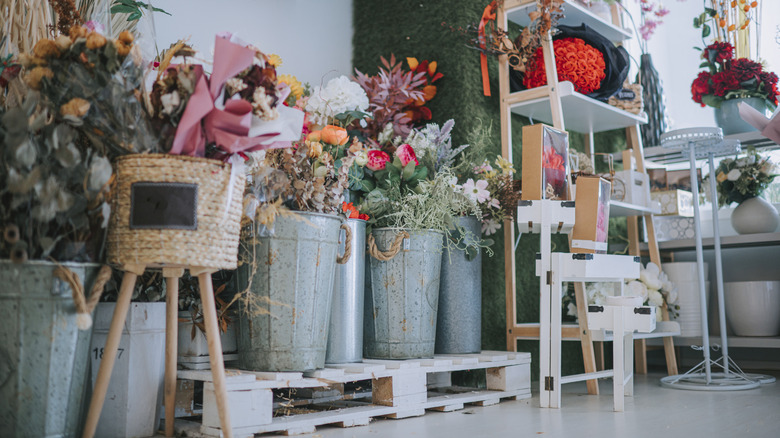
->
544 376 554 391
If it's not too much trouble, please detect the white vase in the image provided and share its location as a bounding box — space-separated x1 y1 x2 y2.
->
724 281 780 336
730 197 780 234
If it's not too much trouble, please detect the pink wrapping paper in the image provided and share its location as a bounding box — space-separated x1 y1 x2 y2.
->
170 33 304 156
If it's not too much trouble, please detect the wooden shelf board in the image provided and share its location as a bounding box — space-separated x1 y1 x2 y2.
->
507 82 647 133
609 200 661 217
643 231 780 251
505 0 632 43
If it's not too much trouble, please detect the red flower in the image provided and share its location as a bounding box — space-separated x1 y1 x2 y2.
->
711 71 739 97
703 41 734 64
394 143 418 167
691 71 712 105
366 150 390 171
542 146 565 171
342 202 370 220
523 37 606 95
730 58 762 82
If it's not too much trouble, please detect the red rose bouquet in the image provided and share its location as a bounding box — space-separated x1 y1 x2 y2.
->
523 37 606 95
691 41 778 109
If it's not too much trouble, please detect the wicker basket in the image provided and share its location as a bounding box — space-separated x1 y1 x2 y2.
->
107 154 246 270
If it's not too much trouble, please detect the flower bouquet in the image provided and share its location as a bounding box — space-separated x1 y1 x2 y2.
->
712 148 778 206
691 41 778 109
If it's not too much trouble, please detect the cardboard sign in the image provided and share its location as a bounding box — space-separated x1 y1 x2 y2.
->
521 124 571 200
130 182 198 229
572 175 611 254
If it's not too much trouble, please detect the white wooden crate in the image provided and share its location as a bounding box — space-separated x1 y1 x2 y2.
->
537 253 641 282
174 351 531 437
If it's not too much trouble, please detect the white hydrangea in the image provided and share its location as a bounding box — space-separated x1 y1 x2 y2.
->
305 76 369 126
586 282 615 305
377 123 395 145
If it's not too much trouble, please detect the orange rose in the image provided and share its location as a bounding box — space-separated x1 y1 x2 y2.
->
320 125 348 145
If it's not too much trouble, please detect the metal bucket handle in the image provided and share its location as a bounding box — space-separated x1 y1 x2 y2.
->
336 223 353 264
52 264 112 330
367 231 410 262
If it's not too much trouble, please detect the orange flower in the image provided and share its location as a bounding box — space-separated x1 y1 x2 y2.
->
321 125 349 145
307 130 322 142
407 57 419 70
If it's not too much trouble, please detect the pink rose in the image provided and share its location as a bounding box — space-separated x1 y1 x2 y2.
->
366 150 390 171
395 143 418 166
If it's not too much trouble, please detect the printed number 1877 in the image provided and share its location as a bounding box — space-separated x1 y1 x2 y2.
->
93 347 125 360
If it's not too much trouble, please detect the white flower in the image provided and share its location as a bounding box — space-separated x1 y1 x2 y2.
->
664 287 679 305
727 168 741 181
252 87 279 120
160 91 181 115
482 219 500 235
648 289 665 307
305 76 369 126
488 198 500 209
87 156 112 192
567 302 578 318
446 176 461 191
640 268 663 291
377 123 395 144
626 280 649 302
462 178 490 203
355 150 368 167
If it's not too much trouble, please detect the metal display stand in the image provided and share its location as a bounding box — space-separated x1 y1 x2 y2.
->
658 127 775 390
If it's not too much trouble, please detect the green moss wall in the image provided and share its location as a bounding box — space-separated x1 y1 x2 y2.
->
353 0 627 376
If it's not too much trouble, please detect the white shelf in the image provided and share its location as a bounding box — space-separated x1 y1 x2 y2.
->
508 81 647 133
609 200 661 217
514 322 680 341
506 0 632 43
646 231 780 251
631 132 778 165
647 335 780 349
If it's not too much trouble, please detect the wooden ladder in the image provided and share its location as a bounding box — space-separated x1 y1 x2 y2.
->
497 0 678 396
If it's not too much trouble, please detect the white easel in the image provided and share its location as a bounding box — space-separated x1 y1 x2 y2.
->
517 199 650 409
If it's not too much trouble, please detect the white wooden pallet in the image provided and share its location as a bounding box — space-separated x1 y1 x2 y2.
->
173 351 531 437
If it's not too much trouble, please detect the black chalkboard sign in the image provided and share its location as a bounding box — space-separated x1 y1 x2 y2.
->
130 182 198 229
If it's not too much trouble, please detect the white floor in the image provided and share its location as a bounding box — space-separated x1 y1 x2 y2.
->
271 371 780 438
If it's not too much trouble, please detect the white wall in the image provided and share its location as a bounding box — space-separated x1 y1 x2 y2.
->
620 1 780 131
151 0 353 87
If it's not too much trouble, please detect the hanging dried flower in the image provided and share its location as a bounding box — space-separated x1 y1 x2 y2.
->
33 39 60 59
3 224 20 244
60 97 90 118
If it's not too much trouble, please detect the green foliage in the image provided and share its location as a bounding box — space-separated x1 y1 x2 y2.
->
111 0 170 22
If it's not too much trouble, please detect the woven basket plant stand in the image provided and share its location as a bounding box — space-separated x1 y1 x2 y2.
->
81 155 246 438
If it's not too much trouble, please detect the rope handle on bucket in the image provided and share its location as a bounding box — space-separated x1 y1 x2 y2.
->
53 264 113 331
336 224 353 265
368 231 410 262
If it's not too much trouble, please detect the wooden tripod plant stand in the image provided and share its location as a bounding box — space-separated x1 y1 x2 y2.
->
82 265 233 438
81 154 245 438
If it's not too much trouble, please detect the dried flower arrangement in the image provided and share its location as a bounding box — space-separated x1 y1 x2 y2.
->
22 25 157 157
452 0 563 74
0 92 112 263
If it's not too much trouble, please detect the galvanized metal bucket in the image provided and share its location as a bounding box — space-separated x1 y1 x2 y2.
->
326 218 366 364
91 302 165 438
436 216 483 354
0 260 100 438
237 212 342 371
364 228 443 359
